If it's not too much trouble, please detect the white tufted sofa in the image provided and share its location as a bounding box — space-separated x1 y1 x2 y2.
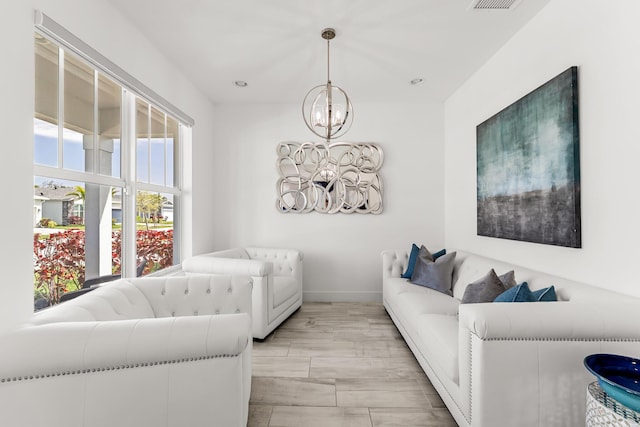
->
181 247 303 339
382 249 640 427
0 275 253 427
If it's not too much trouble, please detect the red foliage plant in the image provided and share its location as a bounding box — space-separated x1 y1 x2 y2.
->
33 230 85 305
35 229 173 306
111 229 174 275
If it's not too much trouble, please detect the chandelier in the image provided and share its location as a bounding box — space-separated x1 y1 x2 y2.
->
302 28 353 142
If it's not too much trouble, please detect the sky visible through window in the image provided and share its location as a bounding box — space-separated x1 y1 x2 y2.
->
33 118 173 187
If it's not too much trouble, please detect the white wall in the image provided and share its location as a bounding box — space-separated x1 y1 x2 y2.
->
213 101 444 301
445 0 640 296
0 0 217 331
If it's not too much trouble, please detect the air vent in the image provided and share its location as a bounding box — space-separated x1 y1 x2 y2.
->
468 0 523 10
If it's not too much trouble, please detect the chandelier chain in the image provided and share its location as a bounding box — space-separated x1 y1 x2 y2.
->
327 38 331 83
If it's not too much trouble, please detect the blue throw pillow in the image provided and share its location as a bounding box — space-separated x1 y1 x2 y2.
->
401 244 420 278
493 282 536 302
532 286 557 302
432 249 447 260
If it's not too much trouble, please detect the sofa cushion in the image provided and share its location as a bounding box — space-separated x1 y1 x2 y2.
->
395 283 461 317
432 249 447 260
385 277 458 316
31 280 155 324
498 270 517 289
410 252 457 296
273 276 298 308
494 282 536 302
461 268 506 304
417 314 459 384
532 286 558 302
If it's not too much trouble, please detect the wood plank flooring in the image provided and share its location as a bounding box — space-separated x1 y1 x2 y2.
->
248 302 458 427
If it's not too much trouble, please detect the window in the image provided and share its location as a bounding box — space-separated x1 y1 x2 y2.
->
33 24 190 309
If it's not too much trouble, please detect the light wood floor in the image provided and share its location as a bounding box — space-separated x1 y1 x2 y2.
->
248 302 458 427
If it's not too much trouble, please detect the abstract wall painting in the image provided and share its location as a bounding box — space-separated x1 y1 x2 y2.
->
476 67 581 248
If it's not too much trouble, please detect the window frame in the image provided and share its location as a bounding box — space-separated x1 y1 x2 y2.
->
33 16 190 292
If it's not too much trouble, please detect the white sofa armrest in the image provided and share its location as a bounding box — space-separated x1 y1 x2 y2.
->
458 300 640 340
245 247 303 278
182 247 303 340
0 313 251 381
182 255 271 277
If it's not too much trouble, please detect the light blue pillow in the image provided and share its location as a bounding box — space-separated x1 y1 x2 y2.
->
401 244 420 279
532 286 557 302
409 251 457 296
493 282 536 302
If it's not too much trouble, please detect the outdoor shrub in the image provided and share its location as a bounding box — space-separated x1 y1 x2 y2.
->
137 229 174 274
34 229 173 307
37 218 58 228
67 215 84 225
33 230 85 305
111 229 174 275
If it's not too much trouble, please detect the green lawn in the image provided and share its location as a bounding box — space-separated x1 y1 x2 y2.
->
45 222 173 231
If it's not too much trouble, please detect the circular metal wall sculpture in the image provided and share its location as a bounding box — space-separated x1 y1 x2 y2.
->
276 141 383 214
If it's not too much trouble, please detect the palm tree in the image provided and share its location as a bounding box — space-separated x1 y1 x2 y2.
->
66 186 86 225
66 185 85 200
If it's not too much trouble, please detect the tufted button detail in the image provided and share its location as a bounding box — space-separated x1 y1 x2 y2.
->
184 289 189 295
171 312 175 316
161 290 166 296
194 311 198 316
206 288 211 294
235 308 240 313
227 287 232 294
215 309 220 315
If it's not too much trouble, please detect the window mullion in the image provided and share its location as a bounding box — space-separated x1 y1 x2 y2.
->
175 123 188 262
147 104 151 184
122 90 137 278
93 70 99 174
33 165 124 188
57 47 64 168
164 114 167 187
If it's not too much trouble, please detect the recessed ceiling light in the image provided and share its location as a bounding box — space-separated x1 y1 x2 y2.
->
410 78 424 85
234 80 248 87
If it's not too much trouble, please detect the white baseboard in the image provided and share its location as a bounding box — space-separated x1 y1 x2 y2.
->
303 291 382 303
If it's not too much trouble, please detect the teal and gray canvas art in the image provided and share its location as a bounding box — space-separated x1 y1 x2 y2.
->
476 67 581 248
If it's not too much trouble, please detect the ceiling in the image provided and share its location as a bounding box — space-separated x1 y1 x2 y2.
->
107 0 551 105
